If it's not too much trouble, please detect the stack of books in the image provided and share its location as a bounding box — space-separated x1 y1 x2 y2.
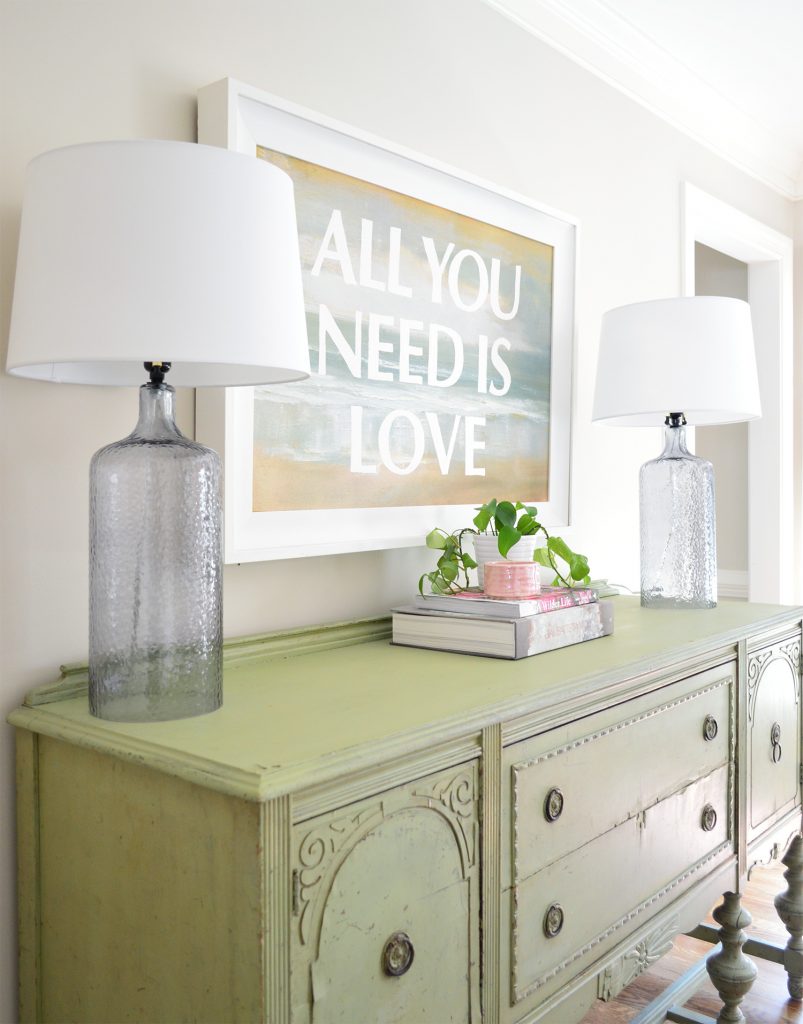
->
392 586 613 660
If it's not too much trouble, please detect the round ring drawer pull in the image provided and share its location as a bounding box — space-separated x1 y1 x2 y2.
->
544 788 564 822
382 931 414 977
701 804 718 832
703 715 719 742
543 903 564 938
771 722 783 764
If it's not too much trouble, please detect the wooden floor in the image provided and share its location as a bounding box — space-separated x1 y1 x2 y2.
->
580 860 803 1023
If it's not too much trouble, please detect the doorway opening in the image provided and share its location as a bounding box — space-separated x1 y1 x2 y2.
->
694 244 749 598
682 184 794 604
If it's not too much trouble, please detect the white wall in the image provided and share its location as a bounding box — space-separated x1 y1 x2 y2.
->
0 2 796 1018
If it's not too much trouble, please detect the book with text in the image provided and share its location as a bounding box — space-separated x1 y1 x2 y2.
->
413 585 597 620
392 600 614 660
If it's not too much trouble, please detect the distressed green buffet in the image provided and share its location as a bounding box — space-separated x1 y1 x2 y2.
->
9 597 803 1023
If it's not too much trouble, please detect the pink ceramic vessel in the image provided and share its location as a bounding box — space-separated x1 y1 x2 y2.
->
483 560 541 599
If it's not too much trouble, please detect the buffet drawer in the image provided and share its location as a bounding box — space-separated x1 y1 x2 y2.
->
511 763 730 1002
510 664 732 882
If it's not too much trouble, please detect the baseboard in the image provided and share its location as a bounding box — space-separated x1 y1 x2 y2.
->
718 569 749 600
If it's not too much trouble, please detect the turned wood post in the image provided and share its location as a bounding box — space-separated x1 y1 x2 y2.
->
706 891 757 1023
774 833 803 1000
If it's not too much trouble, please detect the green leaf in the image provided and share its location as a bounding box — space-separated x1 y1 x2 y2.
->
426 529 447 550
495 501 517 529
569 552 590 581
517 513 537 535
547 536 573 563
472 500 496 532
497 524 521 558
440 561 458 582
462 553 478 569
472 510 489 532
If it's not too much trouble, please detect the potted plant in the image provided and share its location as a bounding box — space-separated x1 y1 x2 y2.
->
420 499 590 595
471 499 542 584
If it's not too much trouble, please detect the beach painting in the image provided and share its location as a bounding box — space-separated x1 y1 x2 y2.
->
253 145 554 514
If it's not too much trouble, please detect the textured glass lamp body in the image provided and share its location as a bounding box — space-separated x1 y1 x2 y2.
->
640 423 717 609
89 383 222 721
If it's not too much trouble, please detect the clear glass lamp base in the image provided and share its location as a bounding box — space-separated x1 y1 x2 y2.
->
640 421 717 610
89 382 223 721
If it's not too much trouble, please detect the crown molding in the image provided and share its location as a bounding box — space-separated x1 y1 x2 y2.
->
483 0 803 200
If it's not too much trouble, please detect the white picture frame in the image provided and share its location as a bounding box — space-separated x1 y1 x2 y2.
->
196 77 577 564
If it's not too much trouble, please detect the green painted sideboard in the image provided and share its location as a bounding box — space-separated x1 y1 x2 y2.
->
9 597 803 1023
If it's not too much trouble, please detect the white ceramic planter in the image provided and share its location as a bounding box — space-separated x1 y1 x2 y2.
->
472 534 539 588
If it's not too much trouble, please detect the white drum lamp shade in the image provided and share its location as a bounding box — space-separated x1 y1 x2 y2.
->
592 296 761 610
593 296 760 427
7 140 310 722
7 140 310 386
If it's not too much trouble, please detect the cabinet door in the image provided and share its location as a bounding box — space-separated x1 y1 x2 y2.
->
291 763 480 1024
747 634 801 844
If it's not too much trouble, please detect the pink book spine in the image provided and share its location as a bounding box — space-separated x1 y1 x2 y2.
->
530 590 595 613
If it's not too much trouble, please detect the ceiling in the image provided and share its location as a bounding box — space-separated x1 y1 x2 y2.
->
483 0 803 199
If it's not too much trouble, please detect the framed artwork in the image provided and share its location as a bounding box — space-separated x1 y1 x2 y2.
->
196 78 577 563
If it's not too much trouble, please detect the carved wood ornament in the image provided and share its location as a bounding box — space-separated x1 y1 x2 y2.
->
598 917 678 1001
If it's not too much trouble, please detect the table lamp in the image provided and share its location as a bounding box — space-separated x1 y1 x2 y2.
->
592 296 760 609
7 140 310 720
